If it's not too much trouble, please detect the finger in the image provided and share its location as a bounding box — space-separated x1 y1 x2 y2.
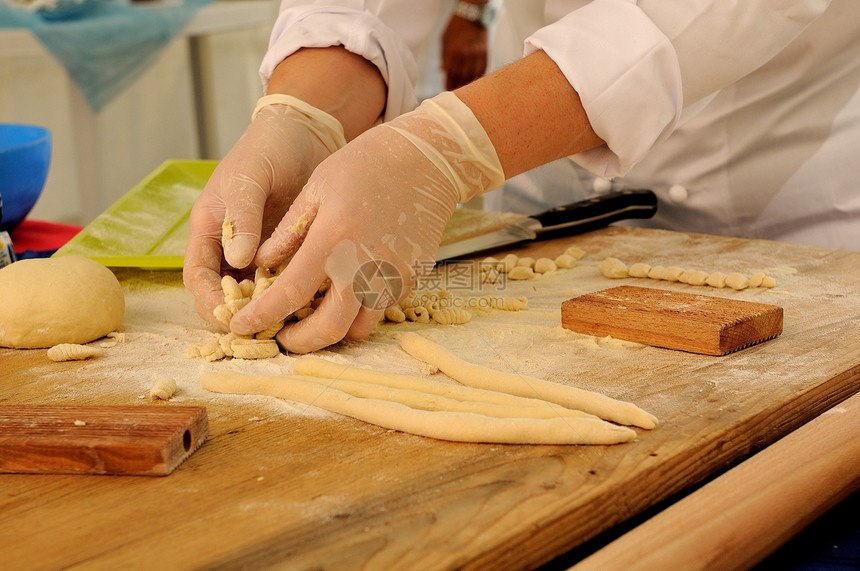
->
255 188 319 270
184 198 229 315
345 306 384 341
230 212 335 337
275 282 363 354
229 260 326 337
218 170 268 270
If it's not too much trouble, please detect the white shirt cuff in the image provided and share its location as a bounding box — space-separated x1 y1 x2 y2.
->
260 6 419 122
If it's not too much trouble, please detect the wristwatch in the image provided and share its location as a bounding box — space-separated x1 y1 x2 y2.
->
454 0 497 29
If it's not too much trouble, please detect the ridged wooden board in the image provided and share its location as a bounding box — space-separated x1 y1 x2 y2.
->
561 285 783 355
0 405 208 476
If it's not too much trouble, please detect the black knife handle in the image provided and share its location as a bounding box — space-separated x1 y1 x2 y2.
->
532 189 657 241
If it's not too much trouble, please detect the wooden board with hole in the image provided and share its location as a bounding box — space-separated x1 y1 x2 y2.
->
561 285 783 355
0 405 208 476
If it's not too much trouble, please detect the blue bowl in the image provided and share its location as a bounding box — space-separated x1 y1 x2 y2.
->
0 124 51 232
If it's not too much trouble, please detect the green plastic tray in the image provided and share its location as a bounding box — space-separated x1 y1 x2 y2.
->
54 160 217 269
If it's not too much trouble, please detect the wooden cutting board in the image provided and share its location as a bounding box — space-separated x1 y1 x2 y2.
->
1 227 858 570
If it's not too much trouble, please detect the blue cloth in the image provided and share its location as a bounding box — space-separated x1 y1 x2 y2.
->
0 0 212 111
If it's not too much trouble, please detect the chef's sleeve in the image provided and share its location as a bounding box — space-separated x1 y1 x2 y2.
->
525 0 832 178
260 1 443 122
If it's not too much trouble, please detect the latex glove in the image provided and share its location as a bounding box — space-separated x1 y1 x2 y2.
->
229 92 504 353
183 95 346 327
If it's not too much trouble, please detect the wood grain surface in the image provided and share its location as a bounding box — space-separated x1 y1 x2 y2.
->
1 227 858 570
573 390 860 570
0 405 208 476
561 285 784 355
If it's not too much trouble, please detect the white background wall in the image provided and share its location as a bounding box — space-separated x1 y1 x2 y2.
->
0 9 272 226
0 0 452 227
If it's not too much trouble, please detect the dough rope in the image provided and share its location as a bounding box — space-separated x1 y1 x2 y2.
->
293 357 596 418
201 371 635 445
286 373 594 420
398 332 658 429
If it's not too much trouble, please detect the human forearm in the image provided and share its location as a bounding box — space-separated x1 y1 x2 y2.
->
455 49 604 179
266 47 387 141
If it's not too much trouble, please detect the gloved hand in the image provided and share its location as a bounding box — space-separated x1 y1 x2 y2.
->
183 95 346 327
228 91 505 353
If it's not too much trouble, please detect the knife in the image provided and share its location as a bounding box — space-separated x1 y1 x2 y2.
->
435 189 657 261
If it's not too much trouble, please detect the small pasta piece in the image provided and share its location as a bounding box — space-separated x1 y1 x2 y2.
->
516 256 536 269
431 307 472 325
231 339 281 360
534 257 557 274
725 273 750 290
255 266 274 282
660 266 685 282
221 275 243 302
213 304 233 327
598 257 628 279
384 305 407 323
628 262 651 278
227 297 251 314
508 266 536 280
760 276 776 288
647 265 666 280
47 343 103 362
680 270 709 286
501 254 519 273
749 272 766 288
404 306 431 323
564 246 586 260
252 276 275 300
218 332 239 357
706 272 727 288
193 341 226 362
150 376 178 401
554 254 576 269
238 279 256 299
255 321 285 340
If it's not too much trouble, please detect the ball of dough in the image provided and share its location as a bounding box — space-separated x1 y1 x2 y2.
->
0 256 125 348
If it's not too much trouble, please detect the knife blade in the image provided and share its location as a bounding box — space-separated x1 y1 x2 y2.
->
435 189 657 261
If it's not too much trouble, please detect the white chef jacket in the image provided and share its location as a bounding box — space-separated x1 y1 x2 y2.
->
260 0 860 250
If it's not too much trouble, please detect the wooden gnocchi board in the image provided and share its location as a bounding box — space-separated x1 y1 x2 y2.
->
1 227 859 570
561 285 784 355
0 405 208 476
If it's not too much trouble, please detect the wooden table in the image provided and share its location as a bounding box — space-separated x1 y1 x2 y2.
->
2 227 859 569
